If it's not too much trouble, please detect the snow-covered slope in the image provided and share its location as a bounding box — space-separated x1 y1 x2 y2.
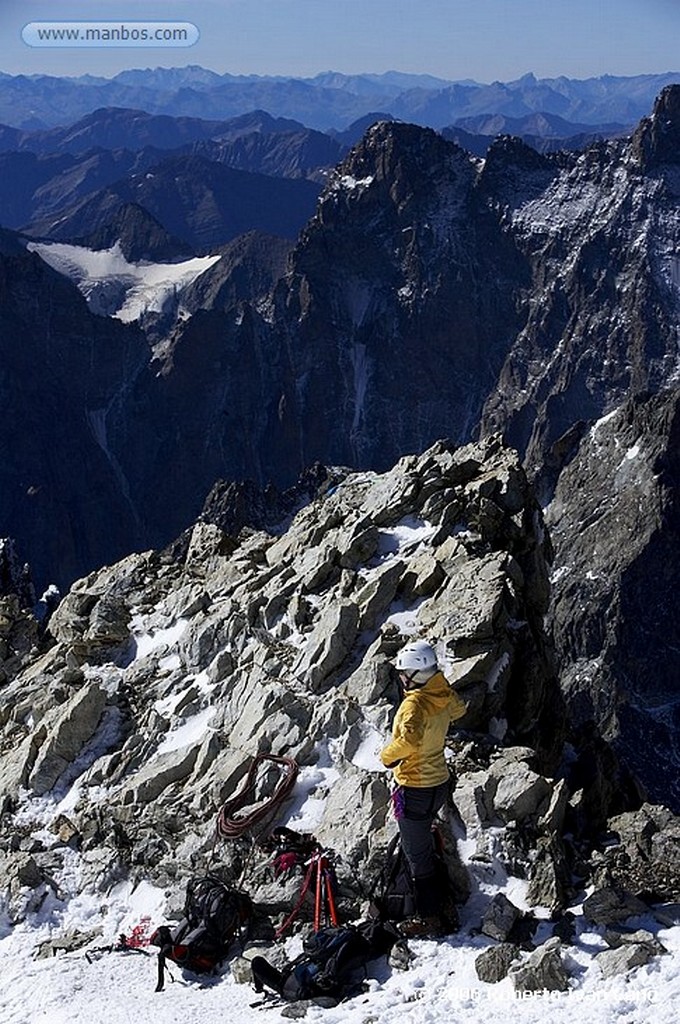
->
27 241 221 321
1 872 678 1024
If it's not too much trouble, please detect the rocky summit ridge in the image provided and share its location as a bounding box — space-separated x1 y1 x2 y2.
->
1 439 678 996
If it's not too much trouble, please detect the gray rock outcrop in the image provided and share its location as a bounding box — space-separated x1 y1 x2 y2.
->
0 434 677 1000
480 894 522 942
509 937 570 993
0 439 561 909
475 942 521 983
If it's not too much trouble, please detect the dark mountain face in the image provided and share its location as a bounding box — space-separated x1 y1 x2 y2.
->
179 231 293 313
0 105 321 158
479 128 680 499
0 240 149 588
6 92 680 581
454 111 629 139
1 147 329 250
0 107 237 155
0 147 170 231
0 108 336 246
546 390 680 810
191 129 345 181
23 155 323 251
0 151 76 228
265 123 529 473
74 202 193 262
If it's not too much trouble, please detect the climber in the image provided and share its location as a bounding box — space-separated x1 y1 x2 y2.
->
380 639 466 937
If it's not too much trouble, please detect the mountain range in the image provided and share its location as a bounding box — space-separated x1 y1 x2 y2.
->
1 67 679 131
1 74 680 812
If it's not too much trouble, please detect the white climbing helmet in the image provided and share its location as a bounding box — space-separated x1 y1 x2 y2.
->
395 640 438 673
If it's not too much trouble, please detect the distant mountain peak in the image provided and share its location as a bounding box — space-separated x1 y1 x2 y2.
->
631 83 680 168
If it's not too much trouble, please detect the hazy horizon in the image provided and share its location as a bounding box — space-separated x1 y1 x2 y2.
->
3 64 680 85
2 0 679 82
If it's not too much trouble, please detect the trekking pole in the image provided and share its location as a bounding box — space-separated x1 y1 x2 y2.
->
320 855 339 926
313 852 323 931
274 857 316 939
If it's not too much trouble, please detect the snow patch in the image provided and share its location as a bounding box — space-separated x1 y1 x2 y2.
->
590 407 620 436
335 174 374 191
129 616 188 660
281 742 341 832
27 241 220 322
486 653 510 693
350 726 385 773
377 515 438 555
153 705 215 758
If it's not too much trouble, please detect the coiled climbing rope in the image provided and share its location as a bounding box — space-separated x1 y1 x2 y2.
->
215 753 299 840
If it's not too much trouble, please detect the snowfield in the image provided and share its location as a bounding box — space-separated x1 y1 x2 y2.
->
1 872 678 1024
3 725 679 1024
26 241 221 322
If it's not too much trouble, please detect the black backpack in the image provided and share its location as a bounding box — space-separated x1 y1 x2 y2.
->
151 875 253 991
251 919 399 1003
369 833 418 922
370 828 458 926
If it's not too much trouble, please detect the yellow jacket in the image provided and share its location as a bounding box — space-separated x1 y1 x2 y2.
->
380 671 466 787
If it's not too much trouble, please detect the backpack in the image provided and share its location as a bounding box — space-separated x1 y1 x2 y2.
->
369 832 417 922
251 919 399 1003
150 875 253 991
370 827 458 926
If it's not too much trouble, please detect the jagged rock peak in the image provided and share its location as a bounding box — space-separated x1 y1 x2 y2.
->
477 133 559 200
75 202 194 263
331 118 474 189
630 84 680 169
482 133 555 175
5 435 680 978
196 463 344 537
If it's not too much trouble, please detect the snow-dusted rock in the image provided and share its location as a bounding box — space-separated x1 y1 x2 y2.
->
597 804 680 901
118 743 201 805
595 943 656 979
526 836 572 912
509 937 570 992
583 887 651 926
0 440 575 930
292 601 360 692
490 761 552 824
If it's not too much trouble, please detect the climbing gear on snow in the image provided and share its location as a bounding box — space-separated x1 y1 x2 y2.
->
260 826 318 877
397 914 449 938
275 844 340 939
252 919 400 1004
150 875 252 991
84 918 154 963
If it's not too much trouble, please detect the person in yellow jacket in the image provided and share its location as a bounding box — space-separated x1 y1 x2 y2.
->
380 639 466 936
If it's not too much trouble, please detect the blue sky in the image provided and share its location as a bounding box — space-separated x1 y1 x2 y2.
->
2 0 679 81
